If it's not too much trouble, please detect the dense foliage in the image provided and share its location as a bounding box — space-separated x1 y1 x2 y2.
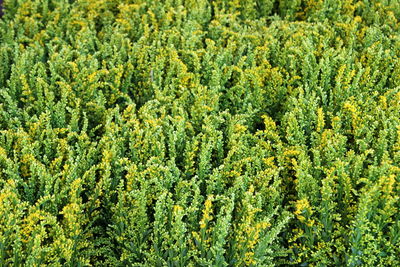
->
0 0 399 266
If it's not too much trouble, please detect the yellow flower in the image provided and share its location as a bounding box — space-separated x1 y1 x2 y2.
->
199 195 214 229
294 199 313 219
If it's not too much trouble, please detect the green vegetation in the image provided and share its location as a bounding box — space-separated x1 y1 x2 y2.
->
0 0 399 266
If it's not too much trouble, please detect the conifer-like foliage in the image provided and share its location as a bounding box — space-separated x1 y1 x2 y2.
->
0 0 399 266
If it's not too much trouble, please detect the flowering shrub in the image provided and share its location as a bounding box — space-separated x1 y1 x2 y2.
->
0 0 399 266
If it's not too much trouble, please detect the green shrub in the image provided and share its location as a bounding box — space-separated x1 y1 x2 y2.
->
0 0 399 266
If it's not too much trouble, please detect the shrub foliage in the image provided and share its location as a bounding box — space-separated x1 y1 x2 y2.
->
0 0 399 266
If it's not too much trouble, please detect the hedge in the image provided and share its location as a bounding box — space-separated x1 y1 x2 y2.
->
0 0 399 266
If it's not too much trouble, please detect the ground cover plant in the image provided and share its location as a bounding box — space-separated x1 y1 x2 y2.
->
0 0 399 266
